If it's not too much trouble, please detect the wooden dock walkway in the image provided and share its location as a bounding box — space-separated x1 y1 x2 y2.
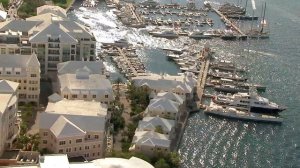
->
116 47 138 77
212 7 246 36
196 50 211 108
127 3 143 23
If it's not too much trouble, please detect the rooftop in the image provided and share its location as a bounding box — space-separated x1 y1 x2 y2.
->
46 94 107 117
57 61 105 75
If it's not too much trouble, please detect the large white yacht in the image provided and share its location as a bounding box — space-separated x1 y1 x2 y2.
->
212 92 286 114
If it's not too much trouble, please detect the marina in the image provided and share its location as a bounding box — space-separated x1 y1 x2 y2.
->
66 0 298 166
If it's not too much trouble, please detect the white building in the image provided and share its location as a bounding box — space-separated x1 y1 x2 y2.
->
144 97 182 121
0 5 96 75
39 94 107 160
136 116 175 136
0 53 40 104
57 61 106 76
0 80 19 156
132 72 197 100
130 131 171 157
58 67 114 104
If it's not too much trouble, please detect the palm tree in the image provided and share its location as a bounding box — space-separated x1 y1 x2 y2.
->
114 77 123 100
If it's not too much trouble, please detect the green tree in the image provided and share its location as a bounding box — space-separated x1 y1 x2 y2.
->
154 125 164 134
114 77 123 100
154 158 170 168
167 152 180 167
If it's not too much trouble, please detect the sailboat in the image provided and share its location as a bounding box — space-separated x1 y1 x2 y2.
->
247 2 269 39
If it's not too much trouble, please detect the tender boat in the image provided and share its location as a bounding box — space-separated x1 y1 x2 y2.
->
204 102 283 124
212 92 286 114
150 30 179 39
188 31 212 40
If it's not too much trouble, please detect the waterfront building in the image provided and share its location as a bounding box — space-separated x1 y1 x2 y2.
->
39 94 107 160
0 53 40 104
2 154 154 168
132 72 197 100
144 97 182 121
136 116 175 137
129 131 171 157
0 80 19 156
57 66 114 104
57 61 106 76
0 5 96 75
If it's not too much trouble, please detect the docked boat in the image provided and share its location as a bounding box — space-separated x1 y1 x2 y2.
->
140 0 159 8
150 30 179 39
210 60 246 72
214 84 248 93
204 102 283 124
102 39 131 48
209 69 247 82
211 78 266 92
227 15 259 20
188 31 212 40
212 92 286 114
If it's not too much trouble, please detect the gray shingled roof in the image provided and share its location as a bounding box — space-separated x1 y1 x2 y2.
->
59 21 93 39
40 112 106 138
147 98 180 114
29 23 77 43
137 116 175 133
57 61 104 75
0 20 42 32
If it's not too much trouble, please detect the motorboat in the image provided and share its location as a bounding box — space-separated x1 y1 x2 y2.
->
212 92 286 114
204 102 283 124
214 84 248 93
209 69 247 82
150 30 179 39
188 31 212 40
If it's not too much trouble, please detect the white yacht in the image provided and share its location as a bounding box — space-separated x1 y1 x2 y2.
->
150 30 179 39
212 92 286 114
205 102 283 124
188 31 212 39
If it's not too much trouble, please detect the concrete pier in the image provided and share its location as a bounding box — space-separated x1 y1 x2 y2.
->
212 7 246 36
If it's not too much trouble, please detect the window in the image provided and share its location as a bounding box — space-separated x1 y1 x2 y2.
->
88 135 90 139
43 132 48 136
43 140 47 144
93 145 96 149
64 95 68 99
6 71 11 75
24 87 26 90
76 139 82 143
105 95 108 98
59 149 63 153
98 144 100 148
16 72 20 75
59 141 66 145
79 147 82 150
74 147 77 151
97 152 100 156
83 95 87 98
66 148 71 152
69 140 72 144
95 135 99 139
31 74 37 77
24 80 27 83
92 95 96 98
72 94 77 98
85 146 89 150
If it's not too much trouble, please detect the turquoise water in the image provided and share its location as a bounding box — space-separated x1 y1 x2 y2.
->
68 0 300 167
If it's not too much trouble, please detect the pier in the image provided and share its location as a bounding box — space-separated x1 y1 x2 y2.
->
196 48 211 108
211 7 246 36
116 47 138 77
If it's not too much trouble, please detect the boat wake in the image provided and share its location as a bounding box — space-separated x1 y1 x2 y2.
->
244 49 277 57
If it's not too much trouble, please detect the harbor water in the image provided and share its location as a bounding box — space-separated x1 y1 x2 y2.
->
68 0 300 167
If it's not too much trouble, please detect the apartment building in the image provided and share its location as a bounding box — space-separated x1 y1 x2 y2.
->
132 72 197 100
0 5 96 75
0 80 19 156
129 131 171 157
57 66 114 104
0 53 40 104
39 94 107 160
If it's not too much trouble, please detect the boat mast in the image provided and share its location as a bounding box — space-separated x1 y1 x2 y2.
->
260 2 267 33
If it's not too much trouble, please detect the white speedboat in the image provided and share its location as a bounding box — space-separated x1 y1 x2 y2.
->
150 30 179 39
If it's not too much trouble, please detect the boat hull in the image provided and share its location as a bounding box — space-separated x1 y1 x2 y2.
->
250 106 284 114
204 110 282 124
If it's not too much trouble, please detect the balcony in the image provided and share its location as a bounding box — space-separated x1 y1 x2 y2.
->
48 37 60 42
48 44 60 48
